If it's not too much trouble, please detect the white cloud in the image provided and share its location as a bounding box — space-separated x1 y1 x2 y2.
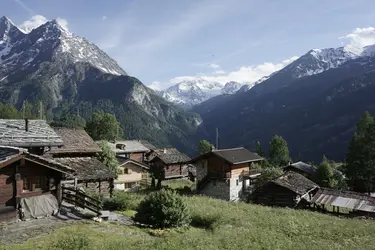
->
213 70 226 75
209 63 221 69
19 15 47 32
19 15 69 33
151 56 298 90
148 81 163 91
340 27 375 54
102 16 108 21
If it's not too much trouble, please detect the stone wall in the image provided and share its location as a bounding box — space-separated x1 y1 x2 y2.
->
78 180 112 198
199 179 229 200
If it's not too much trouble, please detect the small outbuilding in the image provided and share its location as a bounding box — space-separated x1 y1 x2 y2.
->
252 171 319 208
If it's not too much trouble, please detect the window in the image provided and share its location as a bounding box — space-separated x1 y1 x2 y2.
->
125 182 137 189
236 179 239 186
22 176 46 192
124 168 132 174
23 177 31 191
34 176 43 190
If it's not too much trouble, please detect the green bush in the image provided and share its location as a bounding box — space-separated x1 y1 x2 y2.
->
50 234 91 250
134 190 191 229
103 191 136 211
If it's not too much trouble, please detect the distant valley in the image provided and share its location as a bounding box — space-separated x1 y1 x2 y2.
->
191 44 375 162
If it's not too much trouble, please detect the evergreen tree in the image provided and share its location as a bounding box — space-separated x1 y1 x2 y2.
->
269 135 290 167
317 155 335 188
345 112 375 193
255 140 265 157
198 140 214 155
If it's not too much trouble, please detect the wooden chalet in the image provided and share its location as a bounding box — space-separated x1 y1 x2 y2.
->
114 157 149 191
44 128 116 198
0 119 63 155
190 147 263 201
106 140 151 163
0 146 74 222
252 171 319 207
149 148 191 181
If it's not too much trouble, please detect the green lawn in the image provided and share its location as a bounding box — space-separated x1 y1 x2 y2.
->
4 180 375 250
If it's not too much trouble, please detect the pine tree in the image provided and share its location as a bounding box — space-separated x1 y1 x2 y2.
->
255 140 265 157
345 112 375 193
317 155 335 188
269 135 290 167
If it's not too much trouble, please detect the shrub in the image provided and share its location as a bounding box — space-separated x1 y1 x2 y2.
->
50 234 91 250
103 191 137 211
134 190 191 229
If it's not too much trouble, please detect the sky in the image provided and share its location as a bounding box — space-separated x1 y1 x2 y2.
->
3 0 375 90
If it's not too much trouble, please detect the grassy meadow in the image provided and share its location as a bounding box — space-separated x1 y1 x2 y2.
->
4 180 375 250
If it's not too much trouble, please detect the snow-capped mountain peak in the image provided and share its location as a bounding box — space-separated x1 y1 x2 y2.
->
221 81 242 94
0 16 126 77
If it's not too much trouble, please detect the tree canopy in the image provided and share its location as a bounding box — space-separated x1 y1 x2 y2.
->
269 135 290 167
344 111 375 193
97 140 119 174
86 111 121 141
50 114 86 129
198 140 214 155
317 156 335 188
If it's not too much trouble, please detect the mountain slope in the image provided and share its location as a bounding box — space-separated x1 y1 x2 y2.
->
158 77 247 109
0 16 200 155
192 46 375 162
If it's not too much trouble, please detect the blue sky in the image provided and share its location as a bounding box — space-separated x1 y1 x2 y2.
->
4 0 375 89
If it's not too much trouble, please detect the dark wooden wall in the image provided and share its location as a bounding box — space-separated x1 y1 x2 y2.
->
252 183 298 207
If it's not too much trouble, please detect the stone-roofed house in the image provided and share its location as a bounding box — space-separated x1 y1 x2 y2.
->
45 128 115 198
190 147 264 201
0 146 74 222
0 119 63 155
252 171 319 208
149 148 191 185
105 140 151 163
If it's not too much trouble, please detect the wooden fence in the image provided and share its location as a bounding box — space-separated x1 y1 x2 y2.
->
61 186 102 215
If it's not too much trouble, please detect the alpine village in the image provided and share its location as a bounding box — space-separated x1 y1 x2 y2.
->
1 10 375 250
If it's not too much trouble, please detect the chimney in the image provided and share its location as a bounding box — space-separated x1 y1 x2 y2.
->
25 118 29 132
163 148 167 154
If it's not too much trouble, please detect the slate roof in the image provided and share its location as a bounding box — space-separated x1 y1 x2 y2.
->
190 147 263 165
49 128 101 154
0 146 25 164
0 119 63 147
271 171 319 195
285 161 317 176
0 146 74 174
139 140 157 150
312 188 375 213
52 157 115 180
151 148 190 164
105 140 150 154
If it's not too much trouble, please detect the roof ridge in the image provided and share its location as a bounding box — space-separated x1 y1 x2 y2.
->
213 147 245 152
